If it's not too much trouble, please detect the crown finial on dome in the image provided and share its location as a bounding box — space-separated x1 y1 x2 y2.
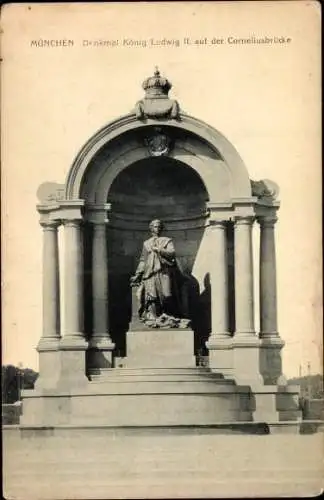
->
142 67 172 98
135 69 180 119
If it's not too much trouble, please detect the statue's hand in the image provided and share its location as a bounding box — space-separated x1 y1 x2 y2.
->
130 275 141 287
151 245 159 253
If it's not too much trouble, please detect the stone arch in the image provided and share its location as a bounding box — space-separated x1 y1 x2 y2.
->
67 113 250 358
65 113 252 203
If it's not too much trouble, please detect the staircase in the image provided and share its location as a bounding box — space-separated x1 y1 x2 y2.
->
20 329 302 431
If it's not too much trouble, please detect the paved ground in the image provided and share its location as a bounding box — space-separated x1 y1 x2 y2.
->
3 428 324 499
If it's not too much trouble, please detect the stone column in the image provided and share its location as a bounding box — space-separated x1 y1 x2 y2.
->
210 221 230 338
258 215 278 338
35 220 62 389
90 222 114 347
39 221 61 347
62 220 85 342
60 219 88 386
87 221 115 378
206 220 232 377
233 216 263 386
258 215 286 385
234 216 255 337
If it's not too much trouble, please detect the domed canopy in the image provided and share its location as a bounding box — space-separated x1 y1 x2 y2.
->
37 70 279 220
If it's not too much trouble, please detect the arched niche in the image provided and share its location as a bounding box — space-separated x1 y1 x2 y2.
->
68 115 252 203
98 156 212 357
73 115 246 356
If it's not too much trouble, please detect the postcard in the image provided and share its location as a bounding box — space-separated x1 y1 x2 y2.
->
2 2 322 498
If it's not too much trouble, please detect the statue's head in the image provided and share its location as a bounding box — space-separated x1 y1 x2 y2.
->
149 219 163 236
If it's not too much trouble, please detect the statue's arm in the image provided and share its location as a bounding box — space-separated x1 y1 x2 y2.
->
135 255 145 276
130 246 146 285
159 239 175 258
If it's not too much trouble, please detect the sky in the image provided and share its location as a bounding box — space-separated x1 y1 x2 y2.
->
1 1 322 378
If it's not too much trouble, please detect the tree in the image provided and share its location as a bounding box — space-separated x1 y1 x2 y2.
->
288 374 324 399
2 365 39 404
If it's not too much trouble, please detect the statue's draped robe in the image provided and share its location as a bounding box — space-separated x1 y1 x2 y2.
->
135 236 184 320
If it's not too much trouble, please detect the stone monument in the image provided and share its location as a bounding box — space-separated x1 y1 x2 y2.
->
130 218 190 329
20 69 301 432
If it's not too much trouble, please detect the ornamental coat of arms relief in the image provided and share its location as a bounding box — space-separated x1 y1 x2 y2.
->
145 130 171 156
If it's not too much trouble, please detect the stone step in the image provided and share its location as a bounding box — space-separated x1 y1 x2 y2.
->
89 367 234 384
86 379 249 395
101 367 213 374
278 410 303 421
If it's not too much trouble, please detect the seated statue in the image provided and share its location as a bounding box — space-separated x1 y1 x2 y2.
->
130 219 190 329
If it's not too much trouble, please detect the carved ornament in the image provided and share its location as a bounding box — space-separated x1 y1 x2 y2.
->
251 179 280 200
37 182 65 204
134 67 180 120
144 127 172 156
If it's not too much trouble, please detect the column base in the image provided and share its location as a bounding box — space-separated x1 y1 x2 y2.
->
87 340 116 380
260 336 287 385
34 346 61 390
206 335 233 379
260 331 282 340
88 335 115 350
37 337 61 352
57 338 89 388
252 385 302 423
233 336 264 387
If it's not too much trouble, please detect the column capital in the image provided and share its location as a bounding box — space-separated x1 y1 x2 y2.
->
40 220 60 231
85 203 111 224
257 215 278 228
234 216 255 226
209 219 227 229
62 219 83 228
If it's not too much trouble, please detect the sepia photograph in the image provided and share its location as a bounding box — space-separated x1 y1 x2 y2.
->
1 1 323 498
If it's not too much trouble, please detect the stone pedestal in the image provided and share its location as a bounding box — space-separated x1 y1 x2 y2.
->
260 337 287 385
87 350 116 379
58 348 88 389
124 329 196 368
207 337 233 379
35 349 62 390
252 385 302 425
233 338 264 387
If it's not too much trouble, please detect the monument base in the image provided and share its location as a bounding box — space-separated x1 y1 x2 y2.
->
122 329 196 368
20 329 301 432
20 368 254 427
